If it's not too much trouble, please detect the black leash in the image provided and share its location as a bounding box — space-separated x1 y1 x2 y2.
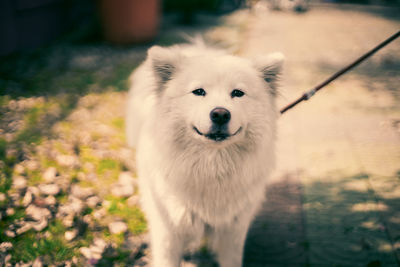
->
280 30 400 115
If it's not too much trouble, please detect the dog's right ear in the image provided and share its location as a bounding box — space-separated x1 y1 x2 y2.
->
253 52 285 95
148 46 181 87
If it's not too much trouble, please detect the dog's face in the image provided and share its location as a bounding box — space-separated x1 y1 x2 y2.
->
149 46 284 147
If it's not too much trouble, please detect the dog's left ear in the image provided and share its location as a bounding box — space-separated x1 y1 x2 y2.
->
253 52 285 95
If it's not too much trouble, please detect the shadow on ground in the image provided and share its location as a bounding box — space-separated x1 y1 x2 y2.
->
244 172 400 266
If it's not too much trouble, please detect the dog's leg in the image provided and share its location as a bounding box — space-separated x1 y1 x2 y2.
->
210 222 248 267
209 206 257 267
142 191 184 267
150 218 183 267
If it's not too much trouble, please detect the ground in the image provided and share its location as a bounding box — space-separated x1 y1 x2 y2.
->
243 3 400 266
0 2 399 266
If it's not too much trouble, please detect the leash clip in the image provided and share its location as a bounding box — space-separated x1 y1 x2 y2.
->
304 89 316 100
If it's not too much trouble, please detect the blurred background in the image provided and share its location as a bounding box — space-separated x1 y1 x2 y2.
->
0 0 399 266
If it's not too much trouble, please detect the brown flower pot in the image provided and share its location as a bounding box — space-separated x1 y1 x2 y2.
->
99 0 160 44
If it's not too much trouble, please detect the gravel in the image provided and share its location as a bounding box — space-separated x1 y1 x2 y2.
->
108 221 128 235
0 21 152 266
22 191 33 207
38 184 60 196
71 185 94 200
12 176 27 190
65 229 78 241
43 167 58 182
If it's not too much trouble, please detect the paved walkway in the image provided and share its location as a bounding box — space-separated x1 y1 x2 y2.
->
240 3 400 266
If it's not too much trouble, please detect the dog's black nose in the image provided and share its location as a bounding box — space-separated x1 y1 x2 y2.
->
210 107 231 125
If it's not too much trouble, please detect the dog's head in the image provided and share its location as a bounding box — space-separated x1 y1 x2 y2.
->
148 45 284 147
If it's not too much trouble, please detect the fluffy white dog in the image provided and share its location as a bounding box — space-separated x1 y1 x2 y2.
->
126 41 284 267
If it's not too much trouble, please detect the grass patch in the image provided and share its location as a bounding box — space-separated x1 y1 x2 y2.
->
11 220 75 263
56 191 69 205
25 106 42 126
0 95 11 109
14 102 51 145
100 247 131 264
99 231 131 266
0 208 26 244
79 146 123 187
15 128 43 145
106 196 147 236
54 141 70 155
0 171 10 193
26 169 43 186
6 219 94 264
0 174 12 195
54 71 95 93
103 230 125 246
0 31 146 265
83 207 94 216
80 146 98 164
96 158 122 186
7 207 26 223
111 117 124 131
0 137 6 161
0 138 14 193
99 63 137 92
110 117 126 148
97 159 120 175
0 36 146 265
40 157 58 169
57 121 73 134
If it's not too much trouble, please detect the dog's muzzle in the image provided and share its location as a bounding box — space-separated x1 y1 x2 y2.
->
193 107 242 142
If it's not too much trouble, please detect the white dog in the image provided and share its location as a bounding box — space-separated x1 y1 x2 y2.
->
126 41 284 267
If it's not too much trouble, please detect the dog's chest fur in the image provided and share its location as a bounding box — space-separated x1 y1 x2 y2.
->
139 123 274 226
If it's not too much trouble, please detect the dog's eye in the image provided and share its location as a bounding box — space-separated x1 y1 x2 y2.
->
192 88 206 96
231 89 245 98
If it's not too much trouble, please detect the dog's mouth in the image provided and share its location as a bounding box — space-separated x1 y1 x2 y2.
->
193 126 242 142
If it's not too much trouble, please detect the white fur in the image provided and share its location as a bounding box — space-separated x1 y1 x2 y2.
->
126 42 284 267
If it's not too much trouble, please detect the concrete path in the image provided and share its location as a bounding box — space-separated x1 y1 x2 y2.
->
240 3 400 266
